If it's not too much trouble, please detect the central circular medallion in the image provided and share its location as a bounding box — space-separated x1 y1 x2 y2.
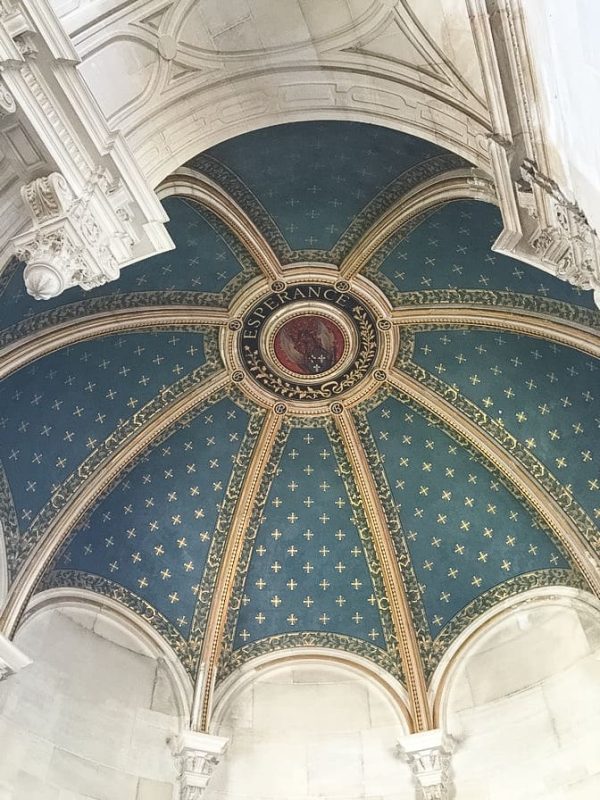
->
273 313 345 377
238 282 379 402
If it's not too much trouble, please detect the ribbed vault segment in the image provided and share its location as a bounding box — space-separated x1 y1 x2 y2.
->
0 121 597 735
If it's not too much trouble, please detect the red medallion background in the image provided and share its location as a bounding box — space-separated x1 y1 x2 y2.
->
273 315 345 376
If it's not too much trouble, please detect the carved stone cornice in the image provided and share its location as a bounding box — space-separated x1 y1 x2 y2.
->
516 159 600 299
398 728 456 800
170 731 228 799
467 0 600 306
0 631 30 681
0 0 173 298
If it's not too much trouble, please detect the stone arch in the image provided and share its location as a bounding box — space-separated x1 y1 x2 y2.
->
129 72 491 188
22 587 193 720
211 646 411 731
0 588 193 798
429 586 600 800
206 647 414 799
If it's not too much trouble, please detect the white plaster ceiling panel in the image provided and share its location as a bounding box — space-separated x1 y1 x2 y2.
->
406 0 485 97
78 39 159 119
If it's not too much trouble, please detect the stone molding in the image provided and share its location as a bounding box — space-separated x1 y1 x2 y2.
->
170 731 228 799
398 728 456 800
0 631 30 681
467 0 600 306
0 0 173 299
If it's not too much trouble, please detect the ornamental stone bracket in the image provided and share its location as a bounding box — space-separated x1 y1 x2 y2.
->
397 729 456 800
0 0 173 299
170 731 228 799
468 0 600 307
0 632 31 681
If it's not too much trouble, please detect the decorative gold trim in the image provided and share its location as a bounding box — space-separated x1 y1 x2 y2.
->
0 306 229 380
391 305 600 358
212 647 411 732
389 367 600 595
158 170 282 281
222 267 397 416
341 169 496 278
195 410 283 730
0 371 231 638
260 301 357 384
335 409 432 732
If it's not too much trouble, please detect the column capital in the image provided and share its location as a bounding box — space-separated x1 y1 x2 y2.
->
170 731 228 799
0 632 31 681
397 728 456 800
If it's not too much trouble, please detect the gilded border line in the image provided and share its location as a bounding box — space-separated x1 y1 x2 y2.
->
367 278 600 327
223 632 401 681
335 408 432 732
187 153 467 266
0 363 230 638
216 420 291 678
0 201 261 347
392 306 600 358
389 367 600 590
394 354 600 554
0 291 229 348
0 460 19 582
186 406 267 676
216 417 404 687
195 410 283 730
353 398 587 680
0 307 228 380
427 568 588 675
341 168 495 278
159 172 282 281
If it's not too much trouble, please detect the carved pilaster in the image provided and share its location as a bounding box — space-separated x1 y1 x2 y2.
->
170 731 228 799
398 729 456 800
0 632 30 681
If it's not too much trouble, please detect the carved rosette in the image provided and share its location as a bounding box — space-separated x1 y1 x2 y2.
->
398 729 456 800
170 731 228 799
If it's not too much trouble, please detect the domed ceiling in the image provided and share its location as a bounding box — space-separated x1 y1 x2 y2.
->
0 121 598 730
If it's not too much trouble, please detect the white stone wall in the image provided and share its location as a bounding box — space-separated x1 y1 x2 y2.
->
0 606 183 800
445 600 600 800
524 1 600 236
206 660 413 800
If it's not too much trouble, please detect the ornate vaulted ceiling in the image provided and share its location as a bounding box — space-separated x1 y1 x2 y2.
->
0 121 598 730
